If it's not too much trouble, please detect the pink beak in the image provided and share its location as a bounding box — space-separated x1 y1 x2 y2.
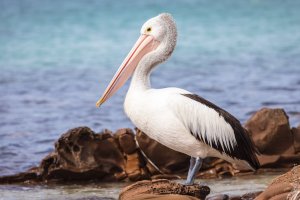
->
96 34 160 107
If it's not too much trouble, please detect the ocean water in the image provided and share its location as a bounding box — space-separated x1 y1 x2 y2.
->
0 0 300 177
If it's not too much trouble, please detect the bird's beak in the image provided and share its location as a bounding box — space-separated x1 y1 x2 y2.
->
96 34 160 107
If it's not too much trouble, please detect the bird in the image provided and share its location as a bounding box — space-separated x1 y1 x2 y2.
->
96 13 260 185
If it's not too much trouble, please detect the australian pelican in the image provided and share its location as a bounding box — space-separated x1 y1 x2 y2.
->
96 13 260 185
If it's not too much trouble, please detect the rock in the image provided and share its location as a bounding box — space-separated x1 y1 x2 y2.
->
255 165 300 200
206 191 262 200
122 194 199 200
119 179 210 200
114 128 150 181
0 127 127 183
0 170 38 184
241 191 262 199
256 183 293 200
40 127 126 182
115 128 137 154
291 125 300 154
245 108 293 155
206 194 230 200
245 108 300 168
268 164 300 187
256 154 300 168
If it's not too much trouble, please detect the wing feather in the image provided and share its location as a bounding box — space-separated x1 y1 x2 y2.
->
172 93 260 169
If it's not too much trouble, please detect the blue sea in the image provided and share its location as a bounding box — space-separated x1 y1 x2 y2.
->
0 0 300 176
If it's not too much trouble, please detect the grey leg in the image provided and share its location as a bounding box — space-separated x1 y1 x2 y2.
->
187 157 196 177
185 157 202 185
186 157 196 185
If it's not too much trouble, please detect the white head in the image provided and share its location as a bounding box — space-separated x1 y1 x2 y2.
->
96 13 177 107
141 13 177 56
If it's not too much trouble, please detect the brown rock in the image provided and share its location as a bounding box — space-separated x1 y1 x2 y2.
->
245 108 293 155
124 153 149 181
0 127 127 183
206 194 230 200
241 191 262 199
151 174 181 180
119 179 210 200
255 183 292 200
257 154 300 168
54 127 125 173
42 127 125 181
115 128 137 154
291 125 300 154
115 128 150 181
206 191 262 200
127 194 200 200
255 165 300 200
268 165 300 186
244 108 300 168
0 170 38 184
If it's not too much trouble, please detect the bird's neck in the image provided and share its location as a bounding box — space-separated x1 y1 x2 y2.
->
128 31 176 93
128 48 162 92
129 61 152 91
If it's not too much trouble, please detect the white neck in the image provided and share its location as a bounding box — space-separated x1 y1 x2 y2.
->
128 37 175 93
128 49 160 91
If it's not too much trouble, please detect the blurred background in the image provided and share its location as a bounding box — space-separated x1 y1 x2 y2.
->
0 0 299 176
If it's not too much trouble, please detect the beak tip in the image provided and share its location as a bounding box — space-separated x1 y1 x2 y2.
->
96 100 103 108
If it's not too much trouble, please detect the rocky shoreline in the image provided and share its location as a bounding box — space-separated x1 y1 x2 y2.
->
118 166 300 200
0 108 299 199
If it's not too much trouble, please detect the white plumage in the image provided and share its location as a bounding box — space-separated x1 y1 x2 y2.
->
124 86 246 167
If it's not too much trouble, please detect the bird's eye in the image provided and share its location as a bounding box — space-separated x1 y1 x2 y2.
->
146 27 152 32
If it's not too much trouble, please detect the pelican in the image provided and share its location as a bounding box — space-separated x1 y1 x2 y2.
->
96 13 259 185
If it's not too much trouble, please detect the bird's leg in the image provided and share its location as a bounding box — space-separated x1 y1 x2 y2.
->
187 157 196 179
185 157 202 185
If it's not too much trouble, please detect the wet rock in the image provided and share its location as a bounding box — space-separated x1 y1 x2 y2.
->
0 127 127 183
115 128 137 154
245 108 293 155
240 191 262 199
268 164 300 188
255 165 300 200
115 128 150 181
206 191 262 200
120 194 200 200
255 154 300 169
256 183 292 200
40 127 126 182
196 159 240 179
206 194 229 200
291 125 300 154
245 108 300 168
119 179 210 200
0 170 38 184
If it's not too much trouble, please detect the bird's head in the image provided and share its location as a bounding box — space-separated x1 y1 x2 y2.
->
96 13 177 107
141 13 177 55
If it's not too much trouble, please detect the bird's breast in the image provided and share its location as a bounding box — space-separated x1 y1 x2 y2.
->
124 90 152 133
